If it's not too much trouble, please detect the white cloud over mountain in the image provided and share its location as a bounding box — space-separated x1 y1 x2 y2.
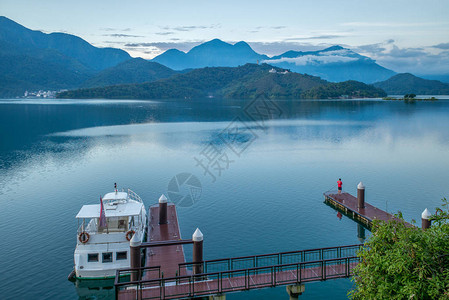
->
264 55 359 66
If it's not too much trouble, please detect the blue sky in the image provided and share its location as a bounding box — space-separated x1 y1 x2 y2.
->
2 0 449 74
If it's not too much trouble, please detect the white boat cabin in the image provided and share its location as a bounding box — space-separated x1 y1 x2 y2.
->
74 189 147 279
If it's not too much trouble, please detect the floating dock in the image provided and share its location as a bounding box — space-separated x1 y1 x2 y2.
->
324 183 412 228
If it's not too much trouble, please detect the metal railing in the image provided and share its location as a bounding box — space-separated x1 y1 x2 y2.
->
115 256 360 300
127 188 143 203
179 244 362 275
115 265 161 285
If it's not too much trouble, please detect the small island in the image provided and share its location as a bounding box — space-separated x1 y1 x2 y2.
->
383 94 438 102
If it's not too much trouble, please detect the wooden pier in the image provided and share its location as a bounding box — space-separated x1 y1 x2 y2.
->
145 203 188 279
115 195 362 299
324 188 412 228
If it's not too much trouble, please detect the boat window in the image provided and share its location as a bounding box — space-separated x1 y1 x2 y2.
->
88 253 99 262
116 251 127 260
102 252 113 263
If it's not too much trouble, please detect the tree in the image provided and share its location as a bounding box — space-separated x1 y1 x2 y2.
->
349 198 449 299
404 93 417 99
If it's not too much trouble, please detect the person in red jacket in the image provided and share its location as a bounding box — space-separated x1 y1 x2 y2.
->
337 178 343 194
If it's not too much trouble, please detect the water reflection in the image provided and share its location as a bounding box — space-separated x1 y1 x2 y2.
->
74 279 115 300
357 224 366 243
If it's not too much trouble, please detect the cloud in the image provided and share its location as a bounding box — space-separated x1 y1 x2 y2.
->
271 26 286 30
432 43 449 50
355 43 386 53
341 21 446 28
124 41 203 53
161 24 220 32
103 33 144 38
284 35 343 41
264 54 358 66
100 27 131 32
354 41 449 75
103 41 128 44
248 41 331 57
155 31 175 36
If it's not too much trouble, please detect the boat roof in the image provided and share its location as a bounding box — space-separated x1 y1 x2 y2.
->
103 191 128 200
76 201 143 218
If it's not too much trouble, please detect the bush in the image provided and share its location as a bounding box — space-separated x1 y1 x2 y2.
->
349 199 449 299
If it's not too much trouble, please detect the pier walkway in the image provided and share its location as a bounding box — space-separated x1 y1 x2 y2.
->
324 190 412 228
116 244 360 299
144 204 187 279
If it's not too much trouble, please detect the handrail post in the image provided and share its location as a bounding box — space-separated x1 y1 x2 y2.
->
324 260 326 280
274 265 277 286
192 274 195 297
139 282 142 300
296 264 299 283
188 276 192 297
346 257 349 276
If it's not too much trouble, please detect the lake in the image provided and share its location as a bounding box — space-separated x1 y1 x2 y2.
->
1 97 449 299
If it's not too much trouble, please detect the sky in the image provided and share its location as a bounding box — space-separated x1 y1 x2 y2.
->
2 0 449 75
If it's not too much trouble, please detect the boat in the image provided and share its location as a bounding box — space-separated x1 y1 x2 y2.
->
72 184 147 279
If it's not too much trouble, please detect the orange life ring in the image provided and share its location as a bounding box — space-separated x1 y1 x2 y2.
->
79 231 89 243
126 230 135 241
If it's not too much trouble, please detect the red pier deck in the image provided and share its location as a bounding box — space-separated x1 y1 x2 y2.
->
118 258 358 299
324 192 412 227
145 204 187 280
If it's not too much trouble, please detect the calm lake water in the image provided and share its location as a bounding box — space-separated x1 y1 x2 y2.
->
1 97 449 299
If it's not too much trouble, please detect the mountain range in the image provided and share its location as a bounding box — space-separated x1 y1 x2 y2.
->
1 16 449 98
0 16 172 97
153 42 395 83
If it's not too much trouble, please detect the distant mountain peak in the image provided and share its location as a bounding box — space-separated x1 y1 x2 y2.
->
234 41 251 48
151 39 394 82
321 45 345 52
152 38 268 70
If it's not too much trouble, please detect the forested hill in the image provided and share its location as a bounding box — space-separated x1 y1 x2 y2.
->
373 73 449 95
57 64 387 100
80 58 178 88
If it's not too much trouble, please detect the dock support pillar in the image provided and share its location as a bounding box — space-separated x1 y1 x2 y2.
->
357 182 365 209
421 208 431 230
159 194 168 224
357 223 366 242
286 284 305 299
192 228 204 275
209 295 226 300
130 233 142 282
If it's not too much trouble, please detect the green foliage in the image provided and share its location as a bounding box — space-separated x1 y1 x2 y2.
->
301 80 387 99
349 199 449 299
404 93 417 99
374 73 449 95
81 58 177 88
57 64 387 100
